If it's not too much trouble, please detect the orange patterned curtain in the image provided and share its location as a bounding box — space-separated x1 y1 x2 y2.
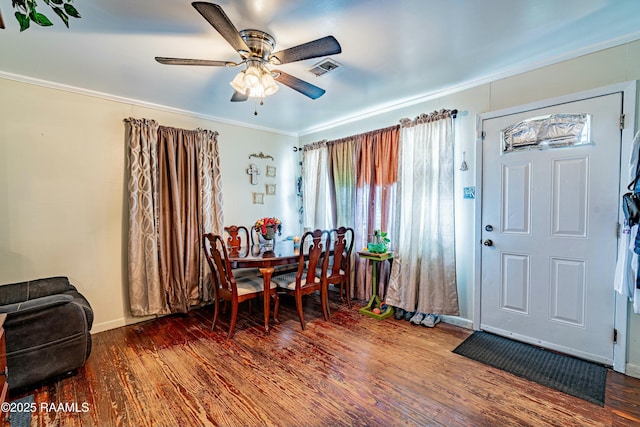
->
353 126 400 300
306 125 400 301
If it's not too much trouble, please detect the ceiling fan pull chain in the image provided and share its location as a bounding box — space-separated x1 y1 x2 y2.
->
254 99 265 116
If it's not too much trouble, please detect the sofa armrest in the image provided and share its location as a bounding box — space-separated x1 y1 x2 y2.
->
0 294 73 316
63 291 94 330
0 277 73 305
3 296 89 355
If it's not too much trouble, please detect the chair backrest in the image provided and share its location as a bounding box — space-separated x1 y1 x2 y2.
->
224 225 250 255
203 233 237 296
297 229 330 284
328 227 354 277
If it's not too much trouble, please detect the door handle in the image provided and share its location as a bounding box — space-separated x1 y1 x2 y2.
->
483 239 493 247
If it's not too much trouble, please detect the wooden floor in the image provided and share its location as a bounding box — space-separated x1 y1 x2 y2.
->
7 295 640 427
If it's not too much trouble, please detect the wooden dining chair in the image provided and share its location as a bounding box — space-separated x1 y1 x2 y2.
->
272 229 330 330
224 225 250 253
223 225 260 277
323 227 355 312
203 233 277 340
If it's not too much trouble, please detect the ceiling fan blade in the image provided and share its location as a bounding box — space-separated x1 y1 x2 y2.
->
274 71 326 99
155 57 232 67
230 91 248 102
270 36 341 65
191 2 250 54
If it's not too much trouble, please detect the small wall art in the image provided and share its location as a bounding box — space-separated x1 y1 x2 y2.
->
252 192 264 204
266 183 276 195
246 163 260 185
266 165 277 178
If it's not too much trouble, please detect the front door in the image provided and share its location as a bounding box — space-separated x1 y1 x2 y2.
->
480 93 622 365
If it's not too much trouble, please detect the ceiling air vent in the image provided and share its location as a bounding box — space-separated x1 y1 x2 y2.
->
308 58 341 77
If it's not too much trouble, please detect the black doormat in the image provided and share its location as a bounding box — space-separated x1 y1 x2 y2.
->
453 331 607 406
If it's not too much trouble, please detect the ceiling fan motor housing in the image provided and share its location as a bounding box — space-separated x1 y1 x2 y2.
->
239 29 276 62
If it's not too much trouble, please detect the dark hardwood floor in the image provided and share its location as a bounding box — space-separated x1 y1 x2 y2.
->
7 295 640 426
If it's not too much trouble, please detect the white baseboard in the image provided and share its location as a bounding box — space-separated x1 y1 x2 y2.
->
441 315 473 330
626 363 640 379
91 314 160 334
91 318 126 334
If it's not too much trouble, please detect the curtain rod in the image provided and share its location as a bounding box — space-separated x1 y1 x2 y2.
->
305 124 400 151
399 109 458 128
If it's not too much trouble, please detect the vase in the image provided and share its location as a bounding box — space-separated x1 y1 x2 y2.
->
260 226 276 250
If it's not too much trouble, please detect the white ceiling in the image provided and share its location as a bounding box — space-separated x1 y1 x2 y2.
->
1 0 639 135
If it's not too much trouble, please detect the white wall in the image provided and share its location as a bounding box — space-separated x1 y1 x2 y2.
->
0 78 297 332
300 40 640 374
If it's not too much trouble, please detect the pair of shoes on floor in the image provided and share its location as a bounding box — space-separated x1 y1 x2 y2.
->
422 314 440 328
409 312 441 327
409 312 425 325
403 310 415 321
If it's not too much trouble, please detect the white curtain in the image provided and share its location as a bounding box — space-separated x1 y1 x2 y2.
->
302 142 333 230
386 111 459 315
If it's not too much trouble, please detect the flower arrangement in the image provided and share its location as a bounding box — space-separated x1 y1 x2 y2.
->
254 217 282 239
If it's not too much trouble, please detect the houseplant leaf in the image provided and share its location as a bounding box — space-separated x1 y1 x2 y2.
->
12 0 27 10
63 3 80 18
14 11 30 31
51 5 68 27
30 11 53 26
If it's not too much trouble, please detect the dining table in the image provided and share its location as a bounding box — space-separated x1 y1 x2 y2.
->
226 243 302 334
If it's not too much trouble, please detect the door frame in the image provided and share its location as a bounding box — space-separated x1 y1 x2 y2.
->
473 81 637 373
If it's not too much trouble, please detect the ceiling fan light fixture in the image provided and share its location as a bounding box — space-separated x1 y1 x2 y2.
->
243 65 262 88
230 71 249 95
230 63 279 99
261 73 279 96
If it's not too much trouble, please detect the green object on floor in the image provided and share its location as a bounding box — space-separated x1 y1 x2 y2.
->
358 251 394 320
360 304 394 320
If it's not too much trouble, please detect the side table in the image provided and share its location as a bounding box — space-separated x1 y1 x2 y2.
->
358 251 394 320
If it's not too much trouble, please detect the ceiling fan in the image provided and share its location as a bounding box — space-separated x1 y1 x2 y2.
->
155 2 342 102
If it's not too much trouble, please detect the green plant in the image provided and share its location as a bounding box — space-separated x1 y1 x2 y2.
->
374 229 390 246
367 229 390 253
12 0 81 31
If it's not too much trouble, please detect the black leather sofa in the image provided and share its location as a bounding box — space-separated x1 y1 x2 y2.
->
0 276 93 390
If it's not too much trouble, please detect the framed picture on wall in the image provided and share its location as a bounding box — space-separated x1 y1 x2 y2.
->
266 183 276 195
252 192 264 204
266 165 277 177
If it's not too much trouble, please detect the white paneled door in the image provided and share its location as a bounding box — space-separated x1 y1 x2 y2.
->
480 93 622 365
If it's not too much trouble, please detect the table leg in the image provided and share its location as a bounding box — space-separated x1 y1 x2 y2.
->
359 257 394 319
259 267 275 334
362 259 381 311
